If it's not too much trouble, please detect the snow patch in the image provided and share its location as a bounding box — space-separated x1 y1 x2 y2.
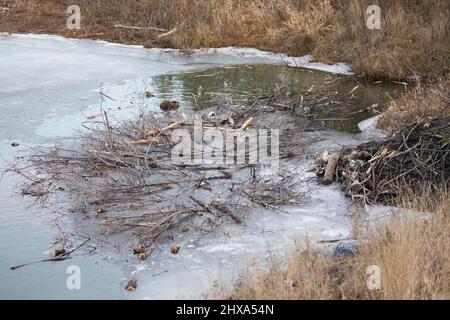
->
358 115 387 139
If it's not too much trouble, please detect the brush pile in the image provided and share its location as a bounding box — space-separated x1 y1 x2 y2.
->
316 116 450 204
9 81 374 251
9 102 308 250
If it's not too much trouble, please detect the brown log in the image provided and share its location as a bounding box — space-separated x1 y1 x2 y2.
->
323 152 339 185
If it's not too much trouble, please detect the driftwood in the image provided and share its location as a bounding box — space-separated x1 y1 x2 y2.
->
323 152 339 185
10 238 90 270
146 120 185 137
114 24 168 32
158 28 177 38
114 24 177 38
240 117 254 130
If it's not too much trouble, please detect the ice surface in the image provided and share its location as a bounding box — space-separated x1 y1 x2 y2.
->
126 183 352 299
358 115 387 140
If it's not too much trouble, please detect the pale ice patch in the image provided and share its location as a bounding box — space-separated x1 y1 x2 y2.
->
1 33 353 75
358 115 387 140
149 46 354 75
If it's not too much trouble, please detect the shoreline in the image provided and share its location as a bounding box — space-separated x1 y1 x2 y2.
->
2 0 448 80
0 32 354 76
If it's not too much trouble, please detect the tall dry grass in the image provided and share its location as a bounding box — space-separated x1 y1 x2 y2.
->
377 75 450 132
228 188 450 300
2 0 449 79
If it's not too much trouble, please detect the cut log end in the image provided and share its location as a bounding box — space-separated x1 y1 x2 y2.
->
322 152 339 185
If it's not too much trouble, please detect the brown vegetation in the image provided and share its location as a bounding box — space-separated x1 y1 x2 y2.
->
378 75 450 132
1 0 449 79
228 188 450 300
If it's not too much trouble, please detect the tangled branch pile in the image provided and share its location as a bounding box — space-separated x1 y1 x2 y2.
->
316 116 450 204
9 81 372 252
10 102 308 250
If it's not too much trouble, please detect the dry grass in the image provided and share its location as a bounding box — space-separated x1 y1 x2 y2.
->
378 75 450 132
1 0 449 79
228 188 450 300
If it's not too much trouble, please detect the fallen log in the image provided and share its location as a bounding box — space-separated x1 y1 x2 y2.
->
323 152 339 185
158 28 177 38
114 24 168 32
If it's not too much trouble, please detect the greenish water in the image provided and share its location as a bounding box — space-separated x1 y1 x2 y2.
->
153 64 405 133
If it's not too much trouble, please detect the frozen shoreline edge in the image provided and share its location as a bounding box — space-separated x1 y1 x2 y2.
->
0 32 354 76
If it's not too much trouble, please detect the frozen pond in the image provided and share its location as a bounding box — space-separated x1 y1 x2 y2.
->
0 34 403 299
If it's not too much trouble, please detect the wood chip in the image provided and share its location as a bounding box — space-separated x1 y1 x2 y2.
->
125 280 137 292
170 245 181 254
240 117 254 130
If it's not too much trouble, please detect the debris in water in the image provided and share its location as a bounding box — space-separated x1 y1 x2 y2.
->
170 245 181 255
85 113 102 120
160 100 180 112
125 280 137 291
11 87 314 252
322 152 339 185
240 117 254 130
133 246 146 255
316 116 450 204
138 252 148 261
54 248 66 257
